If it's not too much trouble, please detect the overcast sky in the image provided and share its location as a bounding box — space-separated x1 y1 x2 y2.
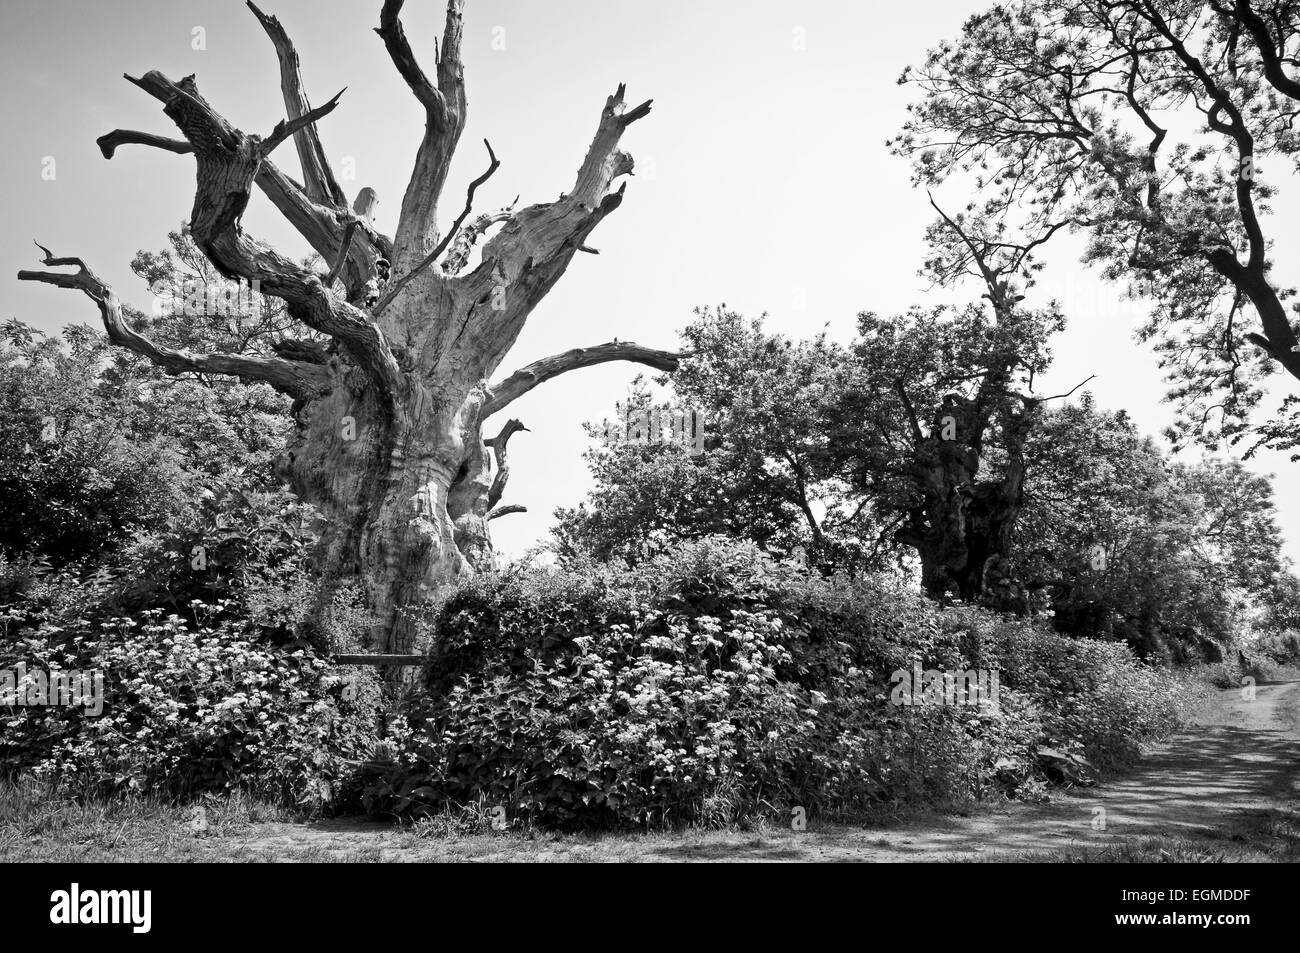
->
2 0 1297 566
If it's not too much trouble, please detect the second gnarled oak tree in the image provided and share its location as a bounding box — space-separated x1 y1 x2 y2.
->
19 0 678 651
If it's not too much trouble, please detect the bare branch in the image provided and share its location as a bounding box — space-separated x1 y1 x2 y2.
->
256 162 388 299
1246 330 1283 360
376 0 446 118
104 71 391 305
326 220 359 287
247 0 348 206
482 341 679 419
270 336 331 364
380 0 469 274
569 83 653 204
260 87 346 156
374 138 499 313
98 122 385 299
119 69 401 403
96 129 193 159
484 417 528 509
487 504 526 521
1035 374 1097 402
17 243 329 399
440 204 516 275
456 85 653 365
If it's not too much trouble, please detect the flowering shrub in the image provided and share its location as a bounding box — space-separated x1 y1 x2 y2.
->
0 603 380 809
0 318 377 809
947 608 1187 770
368 538 1184 828
392 608 814 826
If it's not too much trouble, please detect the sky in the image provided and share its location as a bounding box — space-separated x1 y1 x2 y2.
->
1 0 1297 567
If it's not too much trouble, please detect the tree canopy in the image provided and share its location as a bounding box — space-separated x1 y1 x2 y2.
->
892 0 1300 458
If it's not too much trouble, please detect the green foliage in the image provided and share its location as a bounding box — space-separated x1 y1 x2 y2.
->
598 308 867 570
0 605 380 810
828 299 1066 594
1256 570 1300 635
0 315 289 575
945 606 1185 770
557 309 1289 661
1017 397 1287 658
554 439 804 566
0 321 186 567
1249 629 1300 667
367 538 1181 828
892 0 1300 453
1 248 374 808
0 471 377 808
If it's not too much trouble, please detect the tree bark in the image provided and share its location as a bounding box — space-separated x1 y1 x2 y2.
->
20 0 679 652
901 406 1028 608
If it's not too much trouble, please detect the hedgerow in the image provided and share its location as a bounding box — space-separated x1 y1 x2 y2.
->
365 537 1183 828
0 604 381 810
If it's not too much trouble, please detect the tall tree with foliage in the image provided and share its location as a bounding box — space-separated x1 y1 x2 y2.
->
556 309 876 571
553 367 814 566
1016 396 1287 658
830 203 1085 605
894 0 1300 456
559 306 1288 660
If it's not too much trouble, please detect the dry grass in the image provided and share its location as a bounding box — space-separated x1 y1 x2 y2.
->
994 807 1300 863
0 781 930 862
4 779 1296 863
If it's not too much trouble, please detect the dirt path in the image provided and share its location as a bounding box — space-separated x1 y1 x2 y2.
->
213 678 1300 862
796 675 1300 861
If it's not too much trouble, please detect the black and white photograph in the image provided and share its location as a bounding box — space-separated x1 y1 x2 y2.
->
0 0 1295 921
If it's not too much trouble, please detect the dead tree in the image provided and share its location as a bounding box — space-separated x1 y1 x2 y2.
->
19 0 677 651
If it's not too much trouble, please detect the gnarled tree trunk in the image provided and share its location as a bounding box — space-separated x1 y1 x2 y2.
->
902 400 1032 610
892 199 1065 611
19 0 678 651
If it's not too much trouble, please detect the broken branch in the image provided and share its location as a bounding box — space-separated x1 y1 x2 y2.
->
96 129 193 159
17 243 329 399
484 417 528 509
260 87 347 156
374 138 500 313
482 341 679 418
118 69 401 404
247 0 348 206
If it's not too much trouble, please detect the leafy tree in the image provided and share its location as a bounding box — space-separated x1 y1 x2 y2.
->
671 308 855 561
1016 396 1286 658
829 202 1078 604
0 320 186 568
553 437 805 566
558 295 1073 591
559 310 1288 660
2 225 297 575
1258 569 1300 632
831 302 1066 604
894 0 1300 456
555 309 872 571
